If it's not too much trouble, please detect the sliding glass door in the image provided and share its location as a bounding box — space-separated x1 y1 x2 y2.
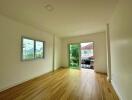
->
68 44 80 69
68 42 94 69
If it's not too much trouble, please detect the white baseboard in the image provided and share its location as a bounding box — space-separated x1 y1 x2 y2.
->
111 80 124 100
94 70 107 74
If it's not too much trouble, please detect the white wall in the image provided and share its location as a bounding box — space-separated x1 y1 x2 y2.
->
109 0 132 100
0 14 61 91
61 32 107 73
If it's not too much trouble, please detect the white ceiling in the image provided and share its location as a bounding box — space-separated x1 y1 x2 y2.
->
0 0 118 37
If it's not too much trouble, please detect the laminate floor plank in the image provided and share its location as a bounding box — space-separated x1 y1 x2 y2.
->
0 68 119 100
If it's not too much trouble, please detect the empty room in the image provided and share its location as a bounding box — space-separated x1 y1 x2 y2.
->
0 0 132 100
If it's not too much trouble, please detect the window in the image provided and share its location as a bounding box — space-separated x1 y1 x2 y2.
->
21 37 44 61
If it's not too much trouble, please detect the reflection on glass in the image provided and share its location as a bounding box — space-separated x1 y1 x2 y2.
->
35 41 44 58
23 38 34 60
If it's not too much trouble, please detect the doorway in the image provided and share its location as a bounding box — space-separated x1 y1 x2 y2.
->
68 42 94 69
81 42 94 69
68 44 80 69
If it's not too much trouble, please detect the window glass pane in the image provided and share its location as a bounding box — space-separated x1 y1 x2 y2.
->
35 41 44 58
23 38 34 60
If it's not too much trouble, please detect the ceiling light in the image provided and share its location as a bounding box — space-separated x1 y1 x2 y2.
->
44 4 54 11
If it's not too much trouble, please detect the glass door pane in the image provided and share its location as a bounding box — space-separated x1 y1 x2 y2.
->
69 44 80 68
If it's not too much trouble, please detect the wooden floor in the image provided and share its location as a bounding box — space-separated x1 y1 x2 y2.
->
0 68 119 100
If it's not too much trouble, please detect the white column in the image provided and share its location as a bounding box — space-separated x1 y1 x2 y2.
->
106 24 111 82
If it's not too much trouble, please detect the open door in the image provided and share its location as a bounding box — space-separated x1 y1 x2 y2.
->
81 42 94 69
68 44 80 69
